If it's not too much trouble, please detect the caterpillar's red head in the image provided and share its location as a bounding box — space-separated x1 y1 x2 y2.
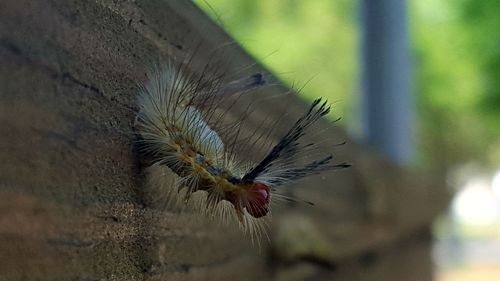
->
227 182 270 218
244 182 271 218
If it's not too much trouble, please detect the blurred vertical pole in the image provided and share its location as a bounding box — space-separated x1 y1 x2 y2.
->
360 0 413 164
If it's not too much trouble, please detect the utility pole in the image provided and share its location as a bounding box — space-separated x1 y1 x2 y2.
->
360 0 414 164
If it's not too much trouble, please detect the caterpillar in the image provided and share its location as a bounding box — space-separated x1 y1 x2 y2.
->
135 58 349 237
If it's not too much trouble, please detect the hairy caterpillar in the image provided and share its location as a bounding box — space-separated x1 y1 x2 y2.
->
135 58 349 237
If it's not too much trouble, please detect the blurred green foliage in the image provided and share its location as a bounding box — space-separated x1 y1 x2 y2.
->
195 0 500 170
194 0 358 120
413 0 500 169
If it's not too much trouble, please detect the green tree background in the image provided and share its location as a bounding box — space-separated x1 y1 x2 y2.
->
195 0 500 172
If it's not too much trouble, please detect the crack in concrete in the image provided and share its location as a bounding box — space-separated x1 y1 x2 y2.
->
0 40 104 98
